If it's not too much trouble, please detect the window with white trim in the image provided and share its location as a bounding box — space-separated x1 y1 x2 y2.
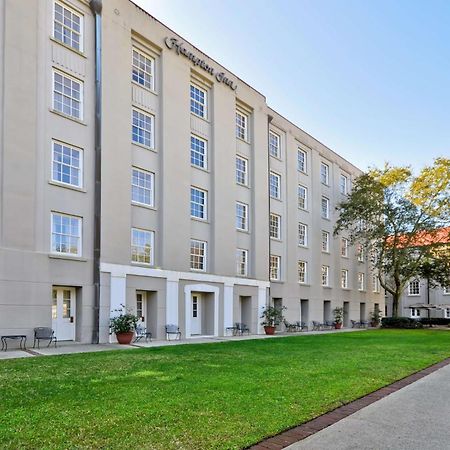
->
444 308 450 319
340 174 348 195
269 213 281 239
357 244 365 262
297 148 307 173
190 239 207 271
270 255 281 281
236 155 248 185
320 162 329 185
269 131 280 158
358 272 365 291
132 109 154 148
190 187 207 220
321 231 330 252
372 274 380 293
132 48 154 90
236 202 249 231
321 265 329 286
51 212 81 256
190 135 207 169
236 249 248 276
236 110 248 140
298 223 308 246
190 84 207 118
341 238 349 257
53 70 83 119
410 308 421 318
53 1 83 52
269 172 281 199
52 141 82 188
131 167 154 207
298 261 307 284
131 228 154 264
321 196 330 219
341 269 348 289
298 185 308 210
408 279 420 296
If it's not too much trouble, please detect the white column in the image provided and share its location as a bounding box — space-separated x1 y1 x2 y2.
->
223 283 234 336
109 274 126 342
166 278 179 326
257 286 268 334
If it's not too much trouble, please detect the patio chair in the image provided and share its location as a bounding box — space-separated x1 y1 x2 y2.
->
324 321 335 330
351 320 361 328
360 320 369 328
312 321 322 331
33 327 57 348
235 322 250 336
283 320 297 332
295 321 308 331
165 324 181 341
134 325 152 343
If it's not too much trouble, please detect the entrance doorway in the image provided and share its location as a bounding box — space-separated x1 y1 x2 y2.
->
300 299 309 327
52 287 76 341
343 301 350 328
360 302 367 322
136 291 147 330
240 296 252 332
191 293 202 335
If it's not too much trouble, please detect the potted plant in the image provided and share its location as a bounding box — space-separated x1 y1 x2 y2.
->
333 307 344 329
369 308 382 327
110 305 139 344
260 305 286 335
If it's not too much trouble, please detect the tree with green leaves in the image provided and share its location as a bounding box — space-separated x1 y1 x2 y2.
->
334 158 450 317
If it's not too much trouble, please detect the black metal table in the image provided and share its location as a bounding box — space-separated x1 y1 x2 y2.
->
1 335 27 351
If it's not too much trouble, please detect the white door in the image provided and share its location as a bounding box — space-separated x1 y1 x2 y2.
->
52 287 76 341
136 291 147 329
191 293 202 335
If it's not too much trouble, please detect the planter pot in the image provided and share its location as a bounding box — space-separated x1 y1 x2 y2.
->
115 331 134 345
335 322 343 329
264 325 276 335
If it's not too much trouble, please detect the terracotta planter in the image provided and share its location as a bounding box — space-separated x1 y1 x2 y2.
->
115 331 134 345
335 322 343 329
264 325 276 335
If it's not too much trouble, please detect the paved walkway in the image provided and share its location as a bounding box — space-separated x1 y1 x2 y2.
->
286 362 450 450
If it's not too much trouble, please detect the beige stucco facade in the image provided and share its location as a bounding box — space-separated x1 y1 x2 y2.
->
0 0 383 344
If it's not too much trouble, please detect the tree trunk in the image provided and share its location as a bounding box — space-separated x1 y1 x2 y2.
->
392 292 400 317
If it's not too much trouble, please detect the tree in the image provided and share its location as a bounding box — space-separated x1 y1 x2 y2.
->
334 158 450 317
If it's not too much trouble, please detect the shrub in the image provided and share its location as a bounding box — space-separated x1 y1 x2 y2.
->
419 318 450 326
381 317 423 329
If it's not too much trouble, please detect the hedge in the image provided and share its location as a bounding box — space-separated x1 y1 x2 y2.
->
381 317 423 329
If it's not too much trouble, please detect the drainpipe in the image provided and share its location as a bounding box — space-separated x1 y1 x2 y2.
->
267 115 273 307
90 0 102 344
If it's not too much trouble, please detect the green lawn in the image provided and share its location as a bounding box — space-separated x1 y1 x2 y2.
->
1 330 450 449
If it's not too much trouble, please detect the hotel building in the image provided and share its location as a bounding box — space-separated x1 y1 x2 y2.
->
0 0 383 343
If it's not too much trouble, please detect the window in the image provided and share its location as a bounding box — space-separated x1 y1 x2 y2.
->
269 172 281 199
190 187 207 220
269 213 281 239
357 244 365 262
53 1 83 52
131 228 154 264
444 308 450 319
236 202 249 231
408 279 420 296
298 185 308 210
321 265 329 286
236 156 248 185
340 174 348 195
236 249 248 276
132 168 154 207
191 135 207 169
321 196 330 219
341 269 348 289
298 261 307 284
372 274 380 293
51 213 81 256
321 231 330 252
358 272 365 291
190 239 206 271
270 255 280 281
269 131 280 158
52 141 82 187
341 238 349 257
132 109 154 148
190 84 207 118
320 162 329 185
53 70 83 119
444 286 450 295
410 308 421 318
132 48 154 90
298 223 308 246
297 149 307 173
236 111 248 140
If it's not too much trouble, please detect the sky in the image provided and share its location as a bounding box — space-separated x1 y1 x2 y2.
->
134 0 450 172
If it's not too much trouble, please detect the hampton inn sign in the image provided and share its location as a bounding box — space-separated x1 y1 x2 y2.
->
165 37 238 91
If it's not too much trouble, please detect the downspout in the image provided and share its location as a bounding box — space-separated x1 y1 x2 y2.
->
90 0 102 344
267 115 273 306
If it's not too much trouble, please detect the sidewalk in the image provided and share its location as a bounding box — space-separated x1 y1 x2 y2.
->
286 362 450 450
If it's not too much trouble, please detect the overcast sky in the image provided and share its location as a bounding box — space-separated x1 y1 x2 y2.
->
134 0 450 172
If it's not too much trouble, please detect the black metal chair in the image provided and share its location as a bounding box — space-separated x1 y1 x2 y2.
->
324 321 335 330
235 322 250 336
33 327 57 348
283 320 297 332
296 321 308 331
134 325 152 343
165 324 181 340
